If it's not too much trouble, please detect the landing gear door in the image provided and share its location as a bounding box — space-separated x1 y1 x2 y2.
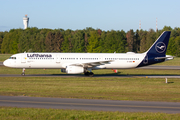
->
56 55 60 63
21 55 26 63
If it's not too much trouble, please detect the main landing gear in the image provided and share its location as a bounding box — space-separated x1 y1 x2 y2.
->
21 68 25 76
84 69 94 77
84 71 94 77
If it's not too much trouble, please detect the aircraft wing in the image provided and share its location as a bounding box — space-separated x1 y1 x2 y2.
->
69 60 113 67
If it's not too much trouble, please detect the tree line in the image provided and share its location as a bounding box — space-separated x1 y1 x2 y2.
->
0 26 180 56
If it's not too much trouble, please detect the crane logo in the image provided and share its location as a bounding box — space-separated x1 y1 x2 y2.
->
155 42 166 53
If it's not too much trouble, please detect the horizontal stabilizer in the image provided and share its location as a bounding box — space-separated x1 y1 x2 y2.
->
155 55 174 61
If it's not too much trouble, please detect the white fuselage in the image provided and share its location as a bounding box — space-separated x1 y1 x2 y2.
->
3 52 146 69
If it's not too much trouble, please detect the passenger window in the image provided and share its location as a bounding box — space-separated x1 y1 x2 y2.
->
10 57 16 59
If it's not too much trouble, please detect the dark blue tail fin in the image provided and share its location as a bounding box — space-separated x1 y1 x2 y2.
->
137 31 171 67
146 31 171 56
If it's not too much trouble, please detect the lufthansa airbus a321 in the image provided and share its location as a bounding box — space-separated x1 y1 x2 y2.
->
3 31 173 76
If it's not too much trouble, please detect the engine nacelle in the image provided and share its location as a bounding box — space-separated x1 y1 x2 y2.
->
66 66 84 74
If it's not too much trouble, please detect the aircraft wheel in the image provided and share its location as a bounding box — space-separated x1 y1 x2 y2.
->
84 72 89 76
21 73 25 76
89 72 94 77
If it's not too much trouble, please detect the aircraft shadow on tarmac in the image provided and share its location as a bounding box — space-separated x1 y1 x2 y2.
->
28 73 121 77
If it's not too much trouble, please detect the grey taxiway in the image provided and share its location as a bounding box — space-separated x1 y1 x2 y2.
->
0 96 180 113
1 74 180 78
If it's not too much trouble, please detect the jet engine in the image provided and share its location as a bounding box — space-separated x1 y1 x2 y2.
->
62 66 84 74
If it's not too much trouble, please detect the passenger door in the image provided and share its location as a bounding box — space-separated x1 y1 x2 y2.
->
56 55 60 63
21 55 26 63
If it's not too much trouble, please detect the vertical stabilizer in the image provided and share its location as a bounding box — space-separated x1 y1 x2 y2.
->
146 31 171 57
137 31 171 67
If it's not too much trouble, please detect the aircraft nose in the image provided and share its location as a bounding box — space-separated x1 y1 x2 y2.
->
3 60 9 67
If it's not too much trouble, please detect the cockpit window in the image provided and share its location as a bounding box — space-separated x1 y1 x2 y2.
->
9 57 16 59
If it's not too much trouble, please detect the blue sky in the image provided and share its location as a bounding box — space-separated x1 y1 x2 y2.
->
1 0 180 32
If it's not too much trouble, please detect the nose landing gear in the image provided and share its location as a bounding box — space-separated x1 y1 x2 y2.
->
21 68 25 76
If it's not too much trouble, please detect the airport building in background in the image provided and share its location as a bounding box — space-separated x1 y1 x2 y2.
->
23 15 29 29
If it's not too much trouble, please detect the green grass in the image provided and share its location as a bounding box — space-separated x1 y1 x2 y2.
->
0 107 180 120
0 66 64 75
0 54 12 62
0 77 180 102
